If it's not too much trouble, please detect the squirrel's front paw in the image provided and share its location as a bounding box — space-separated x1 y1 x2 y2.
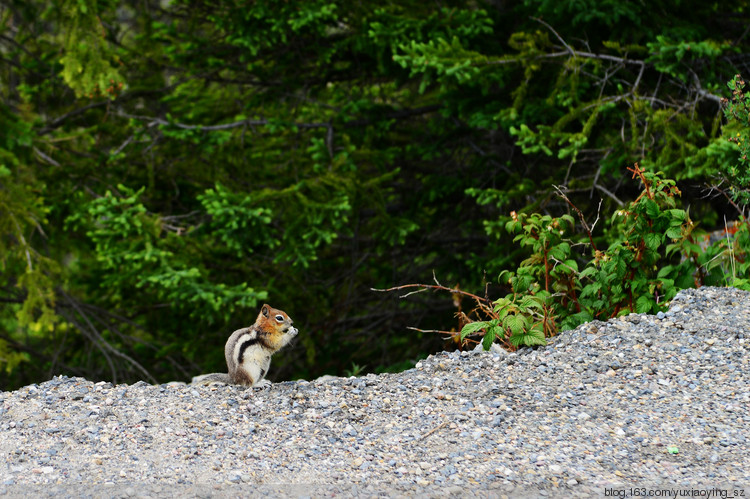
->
254 379 272 388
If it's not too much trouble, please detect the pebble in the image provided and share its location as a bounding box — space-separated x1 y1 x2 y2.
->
0 286 748 497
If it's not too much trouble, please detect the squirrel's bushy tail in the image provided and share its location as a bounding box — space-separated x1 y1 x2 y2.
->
191 373 231 385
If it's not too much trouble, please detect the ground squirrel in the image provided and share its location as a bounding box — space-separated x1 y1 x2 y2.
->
192 304 298 387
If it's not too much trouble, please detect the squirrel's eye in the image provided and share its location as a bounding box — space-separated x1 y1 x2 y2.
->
275 315 284 322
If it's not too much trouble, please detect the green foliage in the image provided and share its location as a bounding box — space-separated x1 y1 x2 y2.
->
344 362 366 377
462 164 750 350
583 166 688 317
59 0 125 98
0 106 59 375
196 184 276 258
391 8 495 92
646 37 732 81
65 185 267 325
722 75 750 203
3 0 750 388
459 293 548 349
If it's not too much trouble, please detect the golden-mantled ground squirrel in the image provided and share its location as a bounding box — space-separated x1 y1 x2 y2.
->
192 304 298 387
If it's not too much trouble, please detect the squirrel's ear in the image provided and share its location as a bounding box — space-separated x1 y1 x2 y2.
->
261 304 270 317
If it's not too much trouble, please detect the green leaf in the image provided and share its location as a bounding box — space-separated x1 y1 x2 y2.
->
665 226 683 239
643 232 663 251
482 326 498 350
510 328 546 347
562 259 579 272
460 321 487 339
643 199 660 218
503 314 528 334
635 295 652 314
549 242 570 260
579 266 597 279
518 295 543 310
657 265 674 278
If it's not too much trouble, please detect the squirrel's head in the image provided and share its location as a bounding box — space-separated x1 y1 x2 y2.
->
259 304 298 337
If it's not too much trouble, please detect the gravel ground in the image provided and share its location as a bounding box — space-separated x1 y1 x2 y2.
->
1 286 749 498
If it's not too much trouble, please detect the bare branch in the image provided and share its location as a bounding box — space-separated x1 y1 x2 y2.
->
111 134 135 156
62 293 158 384
0 332 88 378
373 282 494 320
33 147 61 167
117 104 441 135
632 61 646 93
594 183 625 207
118 111 280 131
685 69 722 105
532 17 574 56
373 283 489 305
75 301 195 379
9 213 33 271
704 182 748 219
526 17 647 68
554 185 599 252
38 101 109 135
590 199 603 234
432 270 442 287
406 326 454 335
59 307 117 382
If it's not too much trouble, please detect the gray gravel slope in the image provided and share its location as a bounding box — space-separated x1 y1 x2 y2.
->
0 286 749 498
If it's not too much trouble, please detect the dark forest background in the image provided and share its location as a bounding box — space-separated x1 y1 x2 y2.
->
2 0 750 390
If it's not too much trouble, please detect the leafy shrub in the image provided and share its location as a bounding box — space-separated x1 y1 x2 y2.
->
456 72 750 350
462 164 750 349
722 75 750 204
